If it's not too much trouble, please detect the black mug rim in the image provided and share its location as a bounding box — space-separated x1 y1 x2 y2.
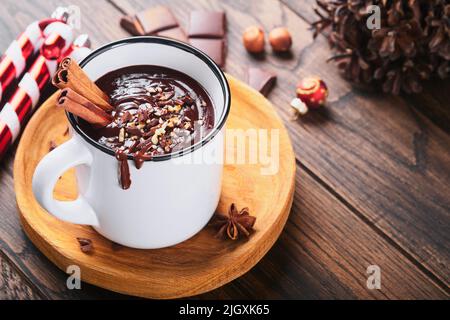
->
66 36 231 162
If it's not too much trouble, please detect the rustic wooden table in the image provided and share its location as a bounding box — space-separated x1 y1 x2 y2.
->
0 0 448 300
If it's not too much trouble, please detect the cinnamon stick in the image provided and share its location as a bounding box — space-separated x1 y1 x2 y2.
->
57 88 112 126
53 57 113 111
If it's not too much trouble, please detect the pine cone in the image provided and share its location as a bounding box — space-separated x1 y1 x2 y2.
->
313 0 450 95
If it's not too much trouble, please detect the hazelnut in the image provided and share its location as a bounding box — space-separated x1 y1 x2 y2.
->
151 134 159 145
242 26 265 53
268 27 292 52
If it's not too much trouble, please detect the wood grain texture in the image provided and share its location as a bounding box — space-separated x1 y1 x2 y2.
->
282 0 450 286
194 163 448 299
14 75 296 299
263 166 446 299
0 252 41 300
0 0 447 299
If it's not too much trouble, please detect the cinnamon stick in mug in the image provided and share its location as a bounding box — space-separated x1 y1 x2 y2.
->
53 57 113 111
57 88 112 126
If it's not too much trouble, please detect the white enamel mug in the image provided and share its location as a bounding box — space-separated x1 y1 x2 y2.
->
32 37 230 249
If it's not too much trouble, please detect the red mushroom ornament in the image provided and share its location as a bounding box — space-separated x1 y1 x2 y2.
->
291 77 328 116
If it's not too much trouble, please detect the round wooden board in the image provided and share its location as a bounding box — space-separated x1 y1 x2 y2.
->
14 75 295 299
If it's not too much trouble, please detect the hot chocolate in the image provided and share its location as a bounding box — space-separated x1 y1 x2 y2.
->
76 65 215 189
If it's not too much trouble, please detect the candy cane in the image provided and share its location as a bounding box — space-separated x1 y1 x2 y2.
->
0 18 65 102
63 34 92 62
0 23 76 158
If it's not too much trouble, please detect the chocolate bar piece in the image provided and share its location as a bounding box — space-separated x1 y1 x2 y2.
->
136 6 178 35
246 67 277 96
190 38 225 67
157 27 188 43
188 11 226 38
120 15 144 36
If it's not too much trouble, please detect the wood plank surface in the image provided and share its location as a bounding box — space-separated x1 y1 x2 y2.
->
0 252 42 300
197 167 446 299
282 0 450 286
0 0 448 299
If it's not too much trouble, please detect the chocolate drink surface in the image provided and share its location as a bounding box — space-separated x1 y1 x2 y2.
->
77 65 215 189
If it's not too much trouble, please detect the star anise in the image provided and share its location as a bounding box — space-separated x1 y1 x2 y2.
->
209 203 256 240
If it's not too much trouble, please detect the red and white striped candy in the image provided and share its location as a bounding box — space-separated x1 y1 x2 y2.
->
0 18 63 102
64 34 92 62
0 23 75 158
41 21 74 60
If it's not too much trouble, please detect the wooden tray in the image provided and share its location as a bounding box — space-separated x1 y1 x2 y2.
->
13 75 296 299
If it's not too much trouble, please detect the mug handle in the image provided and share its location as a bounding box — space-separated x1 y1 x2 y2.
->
32 137 99 226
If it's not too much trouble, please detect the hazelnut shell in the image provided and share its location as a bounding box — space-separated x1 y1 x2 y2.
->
242 26 265 53
268 27 292 52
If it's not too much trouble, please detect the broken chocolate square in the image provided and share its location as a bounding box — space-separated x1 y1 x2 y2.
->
188 11 226 38
136 6 178 35
189 38 225 67
120 15 144 36
246 67 277 96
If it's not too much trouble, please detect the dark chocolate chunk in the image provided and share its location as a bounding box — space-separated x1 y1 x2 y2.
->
76 237 93 253
246 67 277 96
136 6 178 35
188 11 226 38
189 38 225 67
156 27 188 43
120 15 144 36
